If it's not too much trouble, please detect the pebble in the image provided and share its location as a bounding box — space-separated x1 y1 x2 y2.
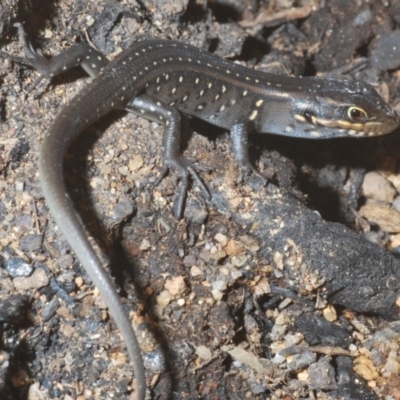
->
19 233 43 253
239 235 260 252
308 357 337 390
225 239 244 256
211 289 223 301
190 265 202 277
183 254 197 268
57 254 74 269
139 239 151 251
128 154 144 172
353 354 379 380
13 268 49 290
113 200 135 220
287 351 316 371
271 352 285 364
323 304 337 322
195 345 212 361
5 257 33 277
164 276 187 296
156 290 173 307
359 203 400 233
362 172 396 204
28 382 46 400
214 233 228 247
143 350 167 372
384 357 400 374
212 280 228 292
42 297 60 322
270 323 286 341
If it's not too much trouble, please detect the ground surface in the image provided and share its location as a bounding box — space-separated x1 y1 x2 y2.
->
1 0 400 399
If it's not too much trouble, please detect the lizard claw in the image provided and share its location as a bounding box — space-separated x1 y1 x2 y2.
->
153 161 210 219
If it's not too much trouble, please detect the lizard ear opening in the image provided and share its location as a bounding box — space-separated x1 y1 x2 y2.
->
303 110 315 124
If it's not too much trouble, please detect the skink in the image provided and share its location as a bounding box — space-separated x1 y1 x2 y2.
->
2 24 399 400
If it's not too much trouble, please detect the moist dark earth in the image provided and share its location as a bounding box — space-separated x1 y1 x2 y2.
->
1 0 400 399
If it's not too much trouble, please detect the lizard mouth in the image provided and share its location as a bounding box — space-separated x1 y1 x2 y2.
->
311 116 399 137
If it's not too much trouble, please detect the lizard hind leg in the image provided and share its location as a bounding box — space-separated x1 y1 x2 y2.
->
0 23 109 93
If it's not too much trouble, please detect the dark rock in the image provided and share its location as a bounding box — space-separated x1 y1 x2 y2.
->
19 234 43 252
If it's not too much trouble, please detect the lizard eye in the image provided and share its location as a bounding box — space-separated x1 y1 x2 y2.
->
348 106 367 121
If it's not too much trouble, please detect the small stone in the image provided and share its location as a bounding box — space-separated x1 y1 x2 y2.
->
195 345 212 361
270 323 286 341
14 214 33 228
271 352 286 364
15 180 24 192
44 28 53 39
143 350 167 372
232 254 249 267
353 355 379 380
183 254 197 268
383 357 400 374
5 258 33 277
128 155 144 172
20 234 43 252
57 254 74 269
349 344 358 353
390 233 400 249
297 368 309 381
190 266 202 277
56 306 74 320
287 351 316 371
362 172 396 204
284 333 302 347
308 357 337 390
0 350 10 364
29 186 43 200
139 239 151 251
323 305 337 322
253 277 270 296
225 240 244 256
113 200 135 220
359 203 400 233
212 280 228 292
239 235 260 252
28 382 46 400
157 290 173 307
211 289 224 301
275 314 286 326
118 166 129 176
199 248 226 263
13 268 49 290
75 276 84 288
183 198 208 224
164 276 187 296
86 15 95 27
387 175 400 192
42 297 60 322
214 233 228 247
177 298 185 306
